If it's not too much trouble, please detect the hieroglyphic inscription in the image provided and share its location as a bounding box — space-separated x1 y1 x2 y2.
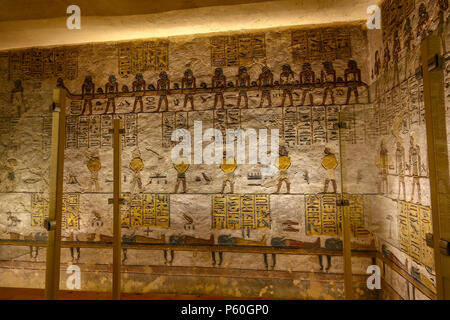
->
118 41 169 77
398 201 433 268
121 193 170 228
305 194 370 237
66 114 137 148
31 193 48 227
292 28 352 63
62 193 80 230
9 48 78 80
162 112 188 149
214 109 241 136
211 34 266 67
31 193 79 229
212 194 270 231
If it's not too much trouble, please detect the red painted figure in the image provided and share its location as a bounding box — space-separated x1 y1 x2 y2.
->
258 66 273 108
104 74 118 114
156 71 170 112
132 73 146 113
236 66 250 108
280 64 295 107
81 75 95 115
181 69 196 110
321 61 336 105
212 68 226 109
299 62 315 106
344 60 361 104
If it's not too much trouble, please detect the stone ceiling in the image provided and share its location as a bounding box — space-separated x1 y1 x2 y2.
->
0 0 379 50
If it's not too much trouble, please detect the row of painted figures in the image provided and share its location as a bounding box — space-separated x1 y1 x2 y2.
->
49 61 364 115
18 231 360 271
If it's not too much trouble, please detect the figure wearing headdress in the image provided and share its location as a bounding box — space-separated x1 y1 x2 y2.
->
81 76 95 115
220 152 237 194
104 74 118 114
321 146 338 194
157 71 170 112
173 157 190 193
11 80 24 117
212 68 226 109
132 73 146 113
258 66 273 107
280 64 295 107
299 62 315 106
409 132 422 203
275 146 291 194
130 149 144 194
321 61 336 105
236 66 250 108
86 150 101 192
182 69 196 110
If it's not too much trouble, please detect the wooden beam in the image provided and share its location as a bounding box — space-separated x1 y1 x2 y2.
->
112 119 122 300
44 88 66 300
337 111 354 300
421 31 450 300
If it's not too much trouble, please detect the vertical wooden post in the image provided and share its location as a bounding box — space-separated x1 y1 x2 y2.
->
421 32 450 299
337 112 354 300
45 88 66 300
112 119 122 300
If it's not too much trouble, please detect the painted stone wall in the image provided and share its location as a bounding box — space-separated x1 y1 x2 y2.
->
0 23 381 299
365 0 450 300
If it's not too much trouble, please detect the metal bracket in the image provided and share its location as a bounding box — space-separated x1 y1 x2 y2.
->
108 198 126 205
440 239 450 256
336 199 350 207
43 219 56 231
425 233 450 256
427 54 441 72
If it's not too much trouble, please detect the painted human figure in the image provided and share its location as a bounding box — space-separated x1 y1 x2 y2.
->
392 31 401 85
344 60 361 104
11 80 24 117
436 0 449 53
130 150 144 194
220 154 237 194
236 66 250 108
132 73 146 113
280 64 295 107
104 74 118 114
403 18 414 78
395 141 406 201
81 76 95 115
181 69 196 110
409 133 422 203
374 50 381 79
258 66 273 107
276 146 291 194
212 68 226 109
321 147 338 194
383 43 391 72
299 62 315 106
86 151 101 193
377 140 389 195
321 61 336 105
157 71 170 112
416 3 430 39
174 157 190 193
